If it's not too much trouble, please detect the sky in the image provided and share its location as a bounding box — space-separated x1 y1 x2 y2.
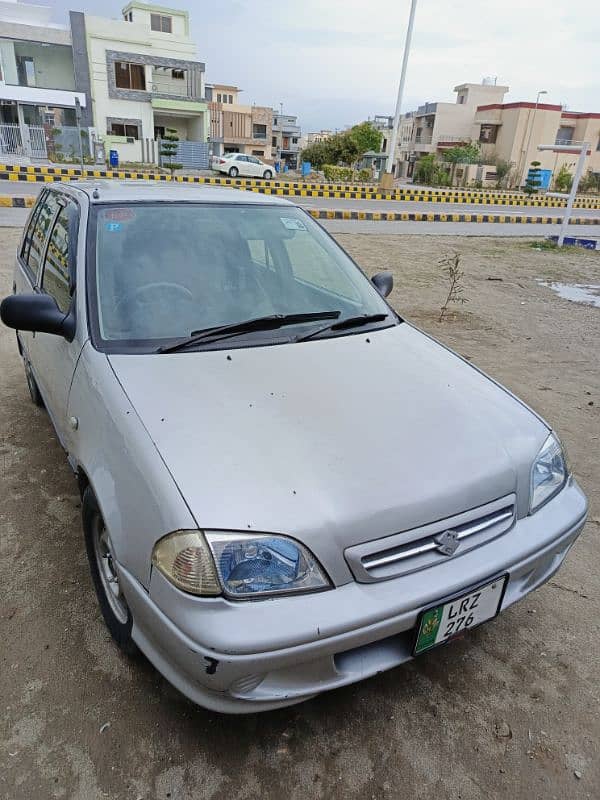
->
48 0 600 132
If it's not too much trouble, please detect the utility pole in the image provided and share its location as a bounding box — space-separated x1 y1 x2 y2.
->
384 0 418 183
521 89 547 184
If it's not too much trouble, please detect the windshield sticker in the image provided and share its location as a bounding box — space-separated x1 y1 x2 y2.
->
280 217 307 231
105 208 136 222
105 222 122 232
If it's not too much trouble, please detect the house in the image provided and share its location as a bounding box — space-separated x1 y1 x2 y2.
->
0 0 87 160
206 83 273 160
272 112 301 169
79 2 209 166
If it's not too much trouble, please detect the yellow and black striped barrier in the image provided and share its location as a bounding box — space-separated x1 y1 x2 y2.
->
306 209 600 224
1 163 598 210
2 193 599 225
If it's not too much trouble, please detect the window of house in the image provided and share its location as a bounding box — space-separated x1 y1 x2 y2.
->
457 94 466 104
597 137 600 151
273 118 278 126
16 55 35 87
115 61 146 90
555 126 574 145
479 124 499 144
41 204 74 314
217 93 222 102
228 95 233 104
109 122 140 139
253 124 267 139
292 137 298 144
272 136 277 147
124 11 133 21
150 13 172 33
252 150 264 157
171 69 185 80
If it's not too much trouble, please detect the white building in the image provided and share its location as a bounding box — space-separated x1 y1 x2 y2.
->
0 0 87 159
81 2 209 165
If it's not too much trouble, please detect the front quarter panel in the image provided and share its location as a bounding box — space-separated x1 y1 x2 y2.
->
67 342 197 586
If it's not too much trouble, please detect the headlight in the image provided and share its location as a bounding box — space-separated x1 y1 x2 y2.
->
530 434 568 513
205 531 331 598
152 530 330 599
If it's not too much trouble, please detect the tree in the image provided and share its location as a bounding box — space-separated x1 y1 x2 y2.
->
413 154 450 187
554 164 573 193
494 159 512 188
442 143 481 185
349 121 382 154
579 169 600 194
524 160 542 194
160 128 182 175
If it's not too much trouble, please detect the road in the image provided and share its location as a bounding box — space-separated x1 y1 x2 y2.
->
1 229 599 800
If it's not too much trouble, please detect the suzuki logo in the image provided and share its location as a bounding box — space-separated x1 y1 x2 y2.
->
434 530 460 556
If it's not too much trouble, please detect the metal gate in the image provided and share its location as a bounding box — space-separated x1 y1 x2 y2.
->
0 123 47 159
159 139 209 170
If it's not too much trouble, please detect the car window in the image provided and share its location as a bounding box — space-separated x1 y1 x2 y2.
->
92 204 390 347
27 192 60 281
248 157 261 164
20 190 47 279
41 202 74 313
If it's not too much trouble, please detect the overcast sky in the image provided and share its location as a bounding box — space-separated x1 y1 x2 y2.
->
48 0 600 131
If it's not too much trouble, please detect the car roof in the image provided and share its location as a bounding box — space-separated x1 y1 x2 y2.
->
53 180 292 206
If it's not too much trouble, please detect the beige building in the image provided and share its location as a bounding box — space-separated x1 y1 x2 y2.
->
207 84 272 160
475 102 600 184
393 80 600 187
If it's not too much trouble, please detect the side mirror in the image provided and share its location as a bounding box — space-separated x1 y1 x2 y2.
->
0 293 75 340
371 271 393 298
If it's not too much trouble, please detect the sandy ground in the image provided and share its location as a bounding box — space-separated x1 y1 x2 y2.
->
1 229 599 800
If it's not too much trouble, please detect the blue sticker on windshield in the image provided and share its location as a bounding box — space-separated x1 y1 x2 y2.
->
105 222 122 232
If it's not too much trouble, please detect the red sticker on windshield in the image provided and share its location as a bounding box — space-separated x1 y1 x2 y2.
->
104 208 135 222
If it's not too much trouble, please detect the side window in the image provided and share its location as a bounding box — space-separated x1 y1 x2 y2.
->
27 193 60 281
20 190 46 275
41 203 74 313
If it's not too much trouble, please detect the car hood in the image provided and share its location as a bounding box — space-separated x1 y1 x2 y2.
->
108 324 548 584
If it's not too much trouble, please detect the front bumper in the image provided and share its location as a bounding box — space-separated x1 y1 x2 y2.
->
119 479 588 713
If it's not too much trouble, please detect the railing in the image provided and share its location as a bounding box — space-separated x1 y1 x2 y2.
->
414 133 433 144
436 134 468 143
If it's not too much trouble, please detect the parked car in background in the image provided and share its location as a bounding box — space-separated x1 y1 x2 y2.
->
212 152 274 179
0 181 588 714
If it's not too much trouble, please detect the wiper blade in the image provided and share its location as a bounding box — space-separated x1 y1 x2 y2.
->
296 313 390 343
158 311 341 353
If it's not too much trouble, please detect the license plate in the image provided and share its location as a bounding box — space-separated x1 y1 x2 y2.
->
414 575 508 655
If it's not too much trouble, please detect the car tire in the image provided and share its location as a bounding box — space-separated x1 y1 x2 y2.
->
82 487 138 656
263 170 273 180
228 167 239 177
24 358 44 407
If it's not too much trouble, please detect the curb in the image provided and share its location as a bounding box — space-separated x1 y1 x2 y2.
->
0 164 597 210
307 209 600 224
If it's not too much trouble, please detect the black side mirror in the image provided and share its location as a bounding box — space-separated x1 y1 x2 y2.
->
371 271 393 298
0 293 75 340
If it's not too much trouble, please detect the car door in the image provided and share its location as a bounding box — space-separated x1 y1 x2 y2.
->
248 156 264 177
235 155 251 176
28 192 83 449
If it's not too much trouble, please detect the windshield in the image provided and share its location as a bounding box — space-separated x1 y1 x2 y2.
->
91 203 393 350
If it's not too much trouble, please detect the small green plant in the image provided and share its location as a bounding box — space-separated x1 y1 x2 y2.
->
524 160 542 194
494 159 512 188
439 252 468 322
579 169 600 194
357 168 372 182
323 164 353 182
529 240 558 251
160 128 182 175
554 164 573 193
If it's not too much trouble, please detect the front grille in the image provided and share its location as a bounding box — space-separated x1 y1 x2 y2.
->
345 495 516 583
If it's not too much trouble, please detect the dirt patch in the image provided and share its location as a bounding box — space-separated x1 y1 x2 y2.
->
1 229 599 800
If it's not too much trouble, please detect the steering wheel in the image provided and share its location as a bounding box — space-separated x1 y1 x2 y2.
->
115 281 194 314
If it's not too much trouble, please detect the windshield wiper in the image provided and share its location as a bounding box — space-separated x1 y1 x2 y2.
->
296 313 390 343
158 311 341 353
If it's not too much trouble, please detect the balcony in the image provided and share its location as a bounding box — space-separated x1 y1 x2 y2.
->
414 133 433 144
0 38 75 92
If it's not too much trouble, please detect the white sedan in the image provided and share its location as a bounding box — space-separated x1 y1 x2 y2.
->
213 153 274 179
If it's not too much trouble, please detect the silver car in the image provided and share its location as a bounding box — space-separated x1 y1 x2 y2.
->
1 181 588 714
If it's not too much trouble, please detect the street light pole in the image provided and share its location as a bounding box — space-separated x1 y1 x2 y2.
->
521 89 547 183
385 0 418 179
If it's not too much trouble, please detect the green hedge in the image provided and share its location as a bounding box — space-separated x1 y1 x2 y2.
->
323 165 373 183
